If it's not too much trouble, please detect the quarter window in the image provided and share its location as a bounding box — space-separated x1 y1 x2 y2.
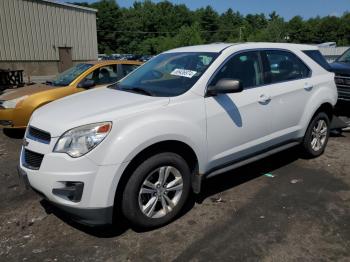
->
303 50 331 70
210 51 263 89
263 50 310 84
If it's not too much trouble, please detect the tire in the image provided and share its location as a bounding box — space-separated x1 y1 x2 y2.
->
301 112 330 158
121 152 191 228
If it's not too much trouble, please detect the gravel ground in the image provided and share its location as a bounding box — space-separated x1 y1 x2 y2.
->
0 129 349 261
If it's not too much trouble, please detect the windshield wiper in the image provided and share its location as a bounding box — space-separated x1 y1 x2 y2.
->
120 87 153 96
46 81 66 87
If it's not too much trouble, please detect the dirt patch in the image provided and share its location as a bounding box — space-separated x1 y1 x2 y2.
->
0 130 349 261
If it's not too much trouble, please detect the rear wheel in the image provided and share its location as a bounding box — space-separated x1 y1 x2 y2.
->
121 152 191 228
302 112 330 158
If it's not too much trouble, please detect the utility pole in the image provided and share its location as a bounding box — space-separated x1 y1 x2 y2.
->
239 27 244 41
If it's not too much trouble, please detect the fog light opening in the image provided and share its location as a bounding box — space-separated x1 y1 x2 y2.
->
0 120 13 126
52 182 84 202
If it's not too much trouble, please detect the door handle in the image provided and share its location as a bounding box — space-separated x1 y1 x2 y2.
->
304 83 313 91
258 94 271 104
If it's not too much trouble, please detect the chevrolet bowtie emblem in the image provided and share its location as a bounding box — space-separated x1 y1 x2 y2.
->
23 138 29 147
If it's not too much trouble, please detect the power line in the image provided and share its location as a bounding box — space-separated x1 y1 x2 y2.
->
96 29 241 34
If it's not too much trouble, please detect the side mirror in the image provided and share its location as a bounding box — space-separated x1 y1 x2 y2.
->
207 79 243 96
78 79 95 89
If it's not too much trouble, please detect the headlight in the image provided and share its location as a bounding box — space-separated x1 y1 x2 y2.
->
2 95 28 109
53 122 112 158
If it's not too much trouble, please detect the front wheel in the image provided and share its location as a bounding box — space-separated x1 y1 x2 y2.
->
301 112 330 158
121 152 191 228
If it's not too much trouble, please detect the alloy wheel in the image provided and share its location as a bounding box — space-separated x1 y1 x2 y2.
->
311 119 328 152
138 166 183 218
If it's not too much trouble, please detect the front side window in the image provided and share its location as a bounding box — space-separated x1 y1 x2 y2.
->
337 48 350 63
84 65 119 85
263 50 310 84
51 63 93 86
210 51 263 88
122 64 140 76
111 52 218 97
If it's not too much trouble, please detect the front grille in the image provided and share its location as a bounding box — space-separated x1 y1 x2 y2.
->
23 149 44 170
27 126 51 144
335 74 350 100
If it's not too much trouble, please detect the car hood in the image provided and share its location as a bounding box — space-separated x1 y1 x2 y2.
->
0 83 56 100
329 62 350 75
30 87 170 137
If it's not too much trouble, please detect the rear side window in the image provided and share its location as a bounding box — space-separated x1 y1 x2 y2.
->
262 50 311 84
303 50 331 70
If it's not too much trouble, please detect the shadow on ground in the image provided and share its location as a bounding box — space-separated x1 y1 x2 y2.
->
40 199 130 238
3 128 25 139
42 146 300 238
197 146 300 203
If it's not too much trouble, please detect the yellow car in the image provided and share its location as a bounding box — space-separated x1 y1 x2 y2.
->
0 60 142 129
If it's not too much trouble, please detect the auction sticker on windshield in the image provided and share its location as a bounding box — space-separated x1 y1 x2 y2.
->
171 69 197 78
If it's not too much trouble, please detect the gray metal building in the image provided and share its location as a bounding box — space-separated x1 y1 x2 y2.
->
0 0 98 79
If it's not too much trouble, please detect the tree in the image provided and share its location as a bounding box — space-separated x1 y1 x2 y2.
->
90 0 121 53
338 12 350 45
287 16 305 43
248 17 287 42
215 9 244 42
243 14 268 41
175 22 204 47
195 6 219 43
71 1 350 54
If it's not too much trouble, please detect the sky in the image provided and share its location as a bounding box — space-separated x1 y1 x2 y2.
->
64 0 350 20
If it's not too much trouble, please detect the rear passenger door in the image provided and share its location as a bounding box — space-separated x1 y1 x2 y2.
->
261 50 312 139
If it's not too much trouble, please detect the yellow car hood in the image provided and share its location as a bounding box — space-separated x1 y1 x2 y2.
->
0 83 56 100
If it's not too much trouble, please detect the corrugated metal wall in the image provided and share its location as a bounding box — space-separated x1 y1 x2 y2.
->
0 0 98 61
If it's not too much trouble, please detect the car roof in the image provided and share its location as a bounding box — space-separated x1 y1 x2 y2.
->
85 60 143 66
165 43 235 53
166 42 319 53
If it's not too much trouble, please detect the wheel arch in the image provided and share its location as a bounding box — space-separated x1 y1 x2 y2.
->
314 102 334 121
113 140 199 214
300 100 334 138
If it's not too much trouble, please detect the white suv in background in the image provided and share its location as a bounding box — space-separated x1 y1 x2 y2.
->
18 43 337 228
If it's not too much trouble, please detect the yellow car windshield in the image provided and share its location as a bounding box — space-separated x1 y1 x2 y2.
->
49 63 93 87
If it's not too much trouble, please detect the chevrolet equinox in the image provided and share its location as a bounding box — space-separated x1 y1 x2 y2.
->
18 43 338 228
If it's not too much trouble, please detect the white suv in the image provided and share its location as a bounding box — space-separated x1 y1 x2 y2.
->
18 43 337 228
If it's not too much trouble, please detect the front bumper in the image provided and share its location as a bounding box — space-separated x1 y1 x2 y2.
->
0 107 29 128
18 164 114 225
19 138 128 225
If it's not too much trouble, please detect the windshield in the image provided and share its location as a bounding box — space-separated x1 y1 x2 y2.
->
50 63 93 86
337 49 350 63
110 52 218 97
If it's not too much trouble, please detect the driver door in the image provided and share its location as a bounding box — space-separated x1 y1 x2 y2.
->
205 51 274 170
